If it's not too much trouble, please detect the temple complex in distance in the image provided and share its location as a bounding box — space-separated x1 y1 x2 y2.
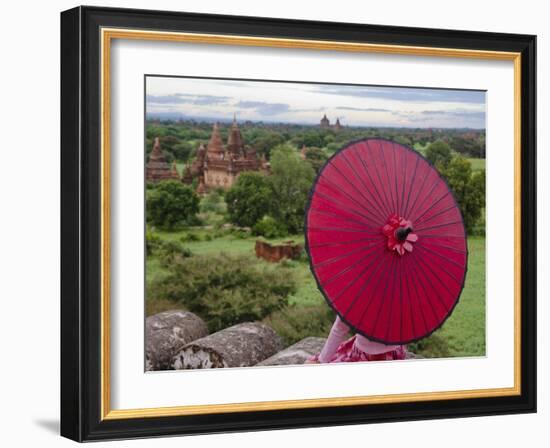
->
182 117 269 193
319 114 343 130
145 137 181 183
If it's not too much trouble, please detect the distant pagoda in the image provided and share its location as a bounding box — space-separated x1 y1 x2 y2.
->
145 137 180 183
319 115 343 130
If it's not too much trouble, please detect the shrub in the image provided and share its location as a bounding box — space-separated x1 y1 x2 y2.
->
179 232 201 243
263 303 335 346
225 172 272 228
146 181 200 230
200 190 226 214
229 228 250 239
252 215 287 238
156 240 192 267
148 254 297 332
145 227 162 256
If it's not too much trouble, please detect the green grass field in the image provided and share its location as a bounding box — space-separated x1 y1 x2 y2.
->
146 227 485 358
467 158 486 172
413 142 428 155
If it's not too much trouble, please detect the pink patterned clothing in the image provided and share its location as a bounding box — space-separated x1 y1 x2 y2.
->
311 316 407 363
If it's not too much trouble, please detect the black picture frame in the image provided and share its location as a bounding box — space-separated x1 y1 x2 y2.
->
61 5 536 442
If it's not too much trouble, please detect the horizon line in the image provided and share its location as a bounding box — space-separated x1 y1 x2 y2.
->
144 114 486 131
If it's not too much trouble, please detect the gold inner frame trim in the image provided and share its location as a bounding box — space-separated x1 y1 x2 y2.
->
100 27 522 421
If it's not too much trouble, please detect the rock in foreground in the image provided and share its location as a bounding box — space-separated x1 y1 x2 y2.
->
257 337 327 366
146 310 209 371
172 322 284 369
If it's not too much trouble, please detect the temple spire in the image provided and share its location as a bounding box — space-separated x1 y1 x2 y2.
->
207 122 224 155
170 160 180 179
152 137 162 157
227 115 244 156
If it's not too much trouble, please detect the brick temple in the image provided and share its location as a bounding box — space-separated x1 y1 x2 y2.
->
145 137 180 183
183 117 269 192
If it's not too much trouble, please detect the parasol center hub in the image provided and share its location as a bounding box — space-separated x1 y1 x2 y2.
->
395 226 413 241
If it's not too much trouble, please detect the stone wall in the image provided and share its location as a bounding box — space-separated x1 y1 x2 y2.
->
255 240 302 262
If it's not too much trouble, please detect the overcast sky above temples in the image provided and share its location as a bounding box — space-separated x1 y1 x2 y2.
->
146 76 486 129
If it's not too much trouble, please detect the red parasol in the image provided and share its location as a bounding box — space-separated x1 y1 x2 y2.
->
305 138 467 344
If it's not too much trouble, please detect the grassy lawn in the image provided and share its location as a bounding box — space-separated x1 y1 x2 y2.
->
146 227 485 358
446 236 486 356
467 157 485 172
413 142 428 155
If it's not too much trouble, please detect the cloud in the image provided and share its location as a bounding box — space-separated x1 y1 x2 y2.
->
235 100 290 115
312 85 486 104
390 109 485 126
337 106 391 112
146 95 186 104
146 93 231 106
421 109 486 119
292 107 326 113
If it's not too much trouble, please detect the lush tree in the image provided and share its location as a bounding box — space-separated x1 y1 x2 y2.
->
466 168 486 233
146 181 200 230
425 139 453 169
448 135 485 158
160 135 179 152
297 131 325 148
225 172 272 228
304 147 329 174
171 141 194 162
268 144 315 234
442 157 485 234
145 124 168 141
250 131 285 159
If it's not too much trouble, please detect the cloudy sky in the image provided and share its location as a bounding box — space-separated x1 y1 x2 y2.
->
146 76 486 129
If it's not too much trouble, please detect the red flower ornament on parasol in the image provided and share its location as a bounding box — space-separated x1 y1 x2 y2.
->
383 214 418 256
305 138 468 344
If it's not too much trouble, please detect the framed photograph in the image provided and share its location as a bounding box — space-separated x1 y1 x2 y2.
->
60 6 536 442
